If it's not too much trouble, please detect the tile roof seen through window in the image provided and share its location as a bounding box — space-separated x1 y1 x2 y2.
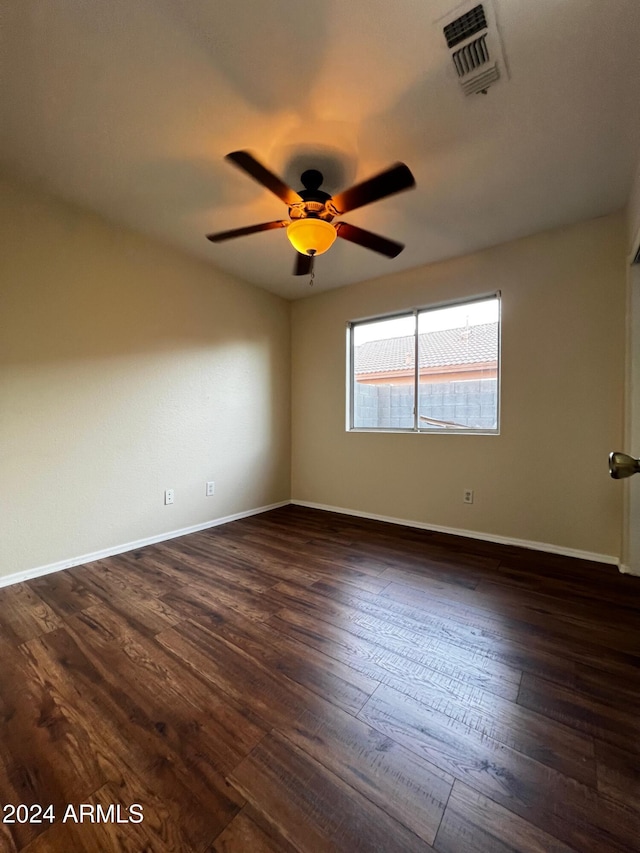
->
354 322 498 374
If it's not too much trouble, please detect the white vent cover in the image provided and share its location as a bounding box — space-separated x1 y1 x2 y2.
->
440 1 508 95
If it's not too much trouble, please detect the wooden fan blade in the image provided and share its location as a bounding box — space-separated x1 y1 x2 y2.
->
293 253 314 276
335 222 405 258
226 151 302 206
330 163 415 215
206 220 289 242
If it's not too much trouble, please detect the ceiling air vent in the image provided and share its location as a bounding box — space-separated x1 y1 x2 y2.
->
443 4 487 48
440 1 508 96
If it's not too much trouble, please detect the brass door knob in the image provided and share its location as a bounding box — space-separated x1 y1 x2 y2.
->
609 451 640 479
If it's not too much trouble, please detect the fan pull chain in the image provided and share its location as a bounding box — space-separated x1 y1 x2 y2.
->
309 264 315 287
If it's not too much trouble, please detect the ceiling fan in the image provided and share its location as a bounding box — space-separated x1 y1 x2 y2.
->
206 150 416 276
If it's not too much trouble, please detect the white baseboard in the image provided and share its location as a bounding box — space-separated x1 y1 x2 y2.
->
4 497 624 590
0 501 289 590
618 563 640 576
291 499 620 567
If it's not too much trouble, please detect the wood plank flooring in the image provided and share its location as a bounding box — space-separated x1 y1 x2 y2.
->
0 505 639 852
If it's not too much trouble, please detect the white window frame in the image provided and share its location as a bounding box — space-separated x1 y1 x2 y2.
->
347 292 501 435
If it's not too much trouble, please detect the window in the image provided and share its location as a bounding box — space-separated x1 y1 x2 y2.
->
347 294 500 433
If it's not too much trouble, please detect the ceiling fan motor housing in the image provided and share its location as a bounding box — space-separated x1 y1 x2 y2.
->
289 170 334 222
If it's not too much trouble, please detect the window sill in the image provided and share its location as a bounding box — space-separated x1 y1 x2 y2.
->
347 428 500 436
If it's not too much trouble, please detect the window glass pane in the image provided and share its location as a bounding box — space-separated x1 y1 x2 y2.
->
352 314 416 429
417 297 499 430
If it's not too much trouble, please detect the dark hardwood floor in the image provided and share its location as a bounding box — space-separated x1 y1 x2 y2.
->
1 504 639 852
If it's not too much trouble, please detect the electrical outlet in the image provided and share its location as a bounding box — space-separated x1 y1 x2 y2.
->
164 489 174 505
206 481 215 497
463 489 474 504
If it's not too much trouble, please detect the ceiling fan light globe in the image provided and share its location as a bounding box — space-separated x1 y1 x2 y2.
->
287 218 336 256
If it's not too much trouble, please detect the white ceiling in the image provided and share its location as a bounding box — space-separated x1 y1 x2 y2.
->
1 0 639 300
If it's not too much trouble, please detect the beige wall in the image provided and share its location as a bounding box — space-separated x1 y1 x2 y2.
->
292 214 626 560
0 173 291 577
